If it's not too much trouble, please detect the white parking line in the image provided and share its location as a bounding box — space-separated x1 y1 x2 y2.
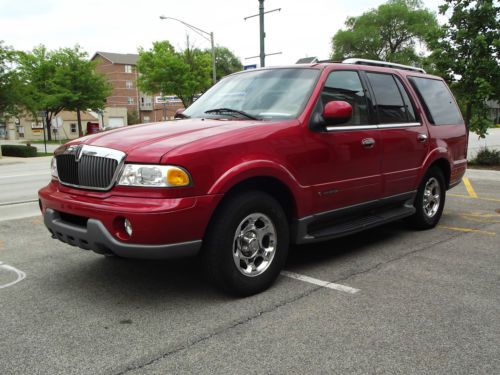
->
281 271 360 294
0 262 26 289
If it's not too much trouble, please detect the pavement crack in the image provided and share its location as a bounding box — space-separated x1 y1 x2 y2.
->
113 285 324 375
331 231 468 285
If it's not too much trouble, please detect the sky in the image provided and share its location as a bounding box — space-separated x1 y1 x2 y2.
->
0 0 446 66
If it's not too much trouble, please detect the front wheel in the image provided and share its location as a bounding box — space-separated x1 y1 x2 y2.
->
202 191 289 296
409 167 446 229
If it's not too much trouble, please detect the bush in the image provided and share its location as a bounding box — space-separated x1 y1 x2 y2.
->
473 147 500 166
1 144 38 157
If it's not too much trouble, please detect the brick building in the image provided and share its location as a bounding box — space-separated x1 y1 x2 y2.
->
91 51 183 125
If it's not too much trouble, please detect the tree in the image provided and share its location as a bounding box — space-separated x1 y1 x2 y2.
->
54 47 111 136
127 109 140 125
428 0 499 137
17 45 110 139
0 41 23 118
213 47 243 81
331 0 439 66
137 40 212 108
17 45 66 140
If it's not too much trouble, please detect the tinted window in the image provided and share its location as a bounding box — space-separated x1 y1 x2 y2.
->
322 71 369 125
367 73 408 123
394 76 417 122
409 77 463 125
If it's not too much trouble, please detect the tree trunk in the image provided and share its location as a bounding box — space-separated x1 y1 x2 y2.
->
77 108 83 137
45 113 52 141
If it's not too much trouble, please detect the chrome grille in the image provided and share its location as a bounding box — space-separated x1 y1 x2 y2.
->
56 145 125 191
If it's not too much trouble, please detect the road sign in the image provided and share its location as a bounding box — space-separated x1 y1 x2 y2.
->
51 116 63 129
244 64 257 70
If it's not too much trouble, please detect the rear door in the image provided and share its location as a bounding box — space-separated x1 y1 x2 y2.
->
364 72 429 197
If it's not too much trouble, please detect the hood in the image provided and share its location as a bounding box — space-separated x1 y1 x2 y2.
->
73 119 266 163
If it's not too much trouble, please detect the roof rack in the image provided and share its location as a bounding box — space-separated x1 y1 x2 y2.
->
342 58 426 74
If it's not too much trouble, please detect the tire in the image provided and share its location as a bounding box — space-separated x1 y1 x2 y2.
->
202 191 289 296
409 167 446 229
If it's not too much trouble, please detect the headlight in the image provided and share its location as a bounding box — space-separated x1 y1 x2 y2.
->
51 157 58 179
117 164 191 187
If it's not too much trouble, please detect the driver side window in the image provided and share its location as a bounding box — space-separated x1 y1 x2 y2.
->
322 71 369 125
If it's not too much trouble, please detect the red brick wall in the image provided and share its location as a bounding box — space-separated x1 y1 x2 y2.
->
94 55 139 113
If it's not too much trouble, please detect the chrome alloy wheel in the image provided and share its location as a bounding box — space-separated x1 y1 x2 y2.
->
232 213 277 277
423 177 441 218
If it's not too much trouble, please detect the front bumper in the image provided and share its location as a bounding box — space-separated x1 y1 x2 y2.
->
39 182 222 259
43 208 202 259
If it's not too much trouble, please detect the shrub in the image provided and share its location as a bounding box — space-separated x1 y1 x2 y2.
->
1 144 38 157
473 147 500 166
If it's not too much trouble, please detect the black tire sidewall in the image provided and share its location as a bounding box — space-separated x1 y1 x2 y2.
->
203 191 289 296
413 167 446 228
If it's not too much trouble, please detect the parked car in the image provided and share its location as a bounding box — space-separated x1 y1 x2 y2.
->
39 59 467 296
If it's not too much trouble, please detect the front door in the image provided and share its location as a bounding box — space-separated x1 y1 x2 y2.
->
306 69 383 213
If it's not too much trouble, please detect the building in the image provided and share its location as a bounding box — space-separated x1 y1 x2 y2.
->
91 51 184 125
1 111 99 141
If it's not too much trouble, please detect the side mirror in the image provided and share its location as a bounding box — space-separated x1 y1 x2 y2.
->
174 108 187 119
323 101 352 125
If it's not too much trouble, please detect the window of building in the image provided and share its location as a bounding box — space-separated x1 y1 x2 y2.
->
321 70 369 125
126 80 133 89
128 97 134 104
367 72 409 124
409 77 464 125
124 65 132 73
143 116 150 123
70 123 77 133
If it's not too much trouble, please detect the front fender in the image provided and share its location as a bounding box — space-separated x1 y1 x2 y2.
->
207 160 312 217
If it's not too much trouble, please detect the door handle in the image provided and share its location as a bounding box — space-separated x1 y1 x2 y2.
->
417 133 428 143
361 138 375 148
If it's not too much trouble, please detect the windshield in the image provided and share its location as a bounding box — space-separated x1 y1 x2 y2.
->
183 68 321 120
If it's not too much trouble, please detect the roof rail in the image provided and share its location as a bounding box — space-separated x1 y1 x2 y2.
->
342 58 426 74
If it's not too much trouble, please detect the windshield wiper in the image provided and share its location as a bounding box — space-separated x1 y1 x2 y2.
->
204 108 260 120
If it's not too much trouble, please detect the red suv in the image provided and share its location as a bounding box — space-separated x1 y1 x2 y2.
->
39 59 467 296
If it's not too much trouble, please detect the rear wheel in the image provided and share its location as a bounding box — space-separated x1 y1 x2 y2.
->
202 191 289 296
409 167 446 229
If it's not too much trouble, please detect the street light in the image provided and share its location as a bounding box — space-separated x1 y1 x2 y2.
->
159 15 216 85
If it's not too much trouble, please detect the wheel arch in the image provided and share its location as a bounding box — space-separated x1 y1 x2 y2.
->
427 158 451 189
420 148 452 189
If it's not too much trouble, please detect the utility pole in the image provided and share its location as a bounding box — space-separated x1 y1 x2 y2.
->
259 0 265 67
245 1 282 68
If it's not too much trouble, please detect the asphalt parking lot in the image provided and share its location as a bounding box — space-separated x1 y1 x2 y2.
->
0 171 499 374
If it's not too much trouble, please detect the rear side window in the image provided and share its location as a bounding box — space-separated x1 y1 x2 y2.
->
366 73 413 124
409 77 464 125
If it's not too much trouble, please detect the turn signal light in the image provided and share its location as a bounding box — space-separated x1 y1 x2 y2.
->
166 168 190 186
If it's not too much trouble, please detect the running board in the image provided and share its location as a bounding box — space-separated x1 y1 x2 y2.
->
293 204 415 244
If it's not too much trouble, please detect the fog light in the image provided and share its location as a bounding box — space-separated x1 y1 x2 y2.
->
124 219 133 236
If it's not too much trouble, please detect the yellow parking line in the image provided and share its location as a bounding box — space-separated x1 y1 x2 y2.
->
448 194 500 203
438 225 496 236
462 177 478 198
461 216 500 224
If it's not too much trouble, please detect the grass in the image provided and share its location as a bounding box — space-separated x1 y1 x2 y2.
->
36 152 54 157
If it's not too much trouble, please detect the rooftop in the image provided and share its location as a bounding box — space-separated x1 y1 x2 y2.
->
91 51 139 65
